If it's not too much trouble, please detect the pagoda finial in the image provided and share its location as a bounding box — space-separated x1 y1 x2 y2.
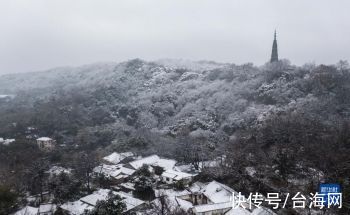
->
270 30 279 63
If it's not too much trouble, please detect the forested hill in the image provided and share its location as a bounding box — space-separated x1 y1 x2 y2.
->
0 59 349 142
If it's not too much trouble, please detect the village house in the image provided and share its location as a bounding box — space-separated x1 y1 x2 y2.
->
93 153 199 187
152 181 275 215
36 137 55 151
93 164 136 184
88 154 275 215
161 169 195 185
102 151 134 165
60 189 146 214
124 154 176 172
176 181 235 208
116 182 136 193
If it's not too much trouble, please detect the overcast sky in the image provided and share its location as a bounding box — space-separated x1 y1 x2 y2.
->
0 0 349 74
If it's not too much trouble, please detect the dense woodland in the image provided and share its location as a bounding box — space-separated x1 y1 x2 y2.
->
0 59 349 214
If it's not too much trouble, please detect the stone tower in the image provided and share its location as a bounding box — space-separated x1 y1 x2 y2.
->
270 30 278 63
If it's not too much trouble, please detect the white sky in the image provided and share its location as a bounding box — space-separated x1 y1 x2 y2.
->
0 0 349 74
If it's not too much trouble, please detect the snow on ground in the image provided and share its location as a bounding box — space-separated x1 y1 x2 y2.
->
245 167 257 177
46 166 72 176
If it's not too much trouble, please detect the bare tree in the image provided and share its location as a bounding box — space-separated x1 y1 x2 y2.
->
73 152 98 192
146 192 190 215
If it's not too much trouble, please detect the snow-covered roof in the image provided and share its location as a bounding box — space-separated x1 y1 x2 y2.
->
174 164 199 174
225 207 252 215
37 137 53 141
153 158 176 170
201 181 236 203
188 181 205 193
155 189 190 198
128 155 160 169
115 191 145 212
14 206 38 215
119 182 135 191
153 180 274 215
60 200 93 215
38 204 56 213
251 207 276 215
188 181 238 205
175 196 194 211
221 206 276 215
0 138 15 145
103 152 134 164
80 189 111 206
115 174 128 180
193 202 232 213
61 189 144 214
93 164 135 178
120 167 136 176
128 155 176 170
162 169 194 181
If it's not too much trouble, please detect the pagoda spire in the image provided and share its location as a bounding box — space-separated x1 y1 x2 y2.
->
270 30 278 63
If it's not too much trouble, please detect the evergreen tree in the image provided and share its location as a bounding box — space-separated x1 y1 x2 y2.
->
88 192 126 215
48 172 82 204
133 164 155 201
0 185 17 215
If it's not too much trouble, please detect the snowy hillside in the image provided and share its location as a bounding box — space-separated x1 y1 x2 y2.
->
0 59 349 155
